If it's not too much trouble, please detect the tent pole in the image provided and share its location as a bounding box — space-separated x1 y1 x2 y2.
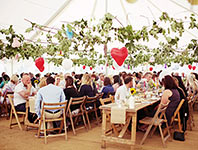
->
105 0 108 75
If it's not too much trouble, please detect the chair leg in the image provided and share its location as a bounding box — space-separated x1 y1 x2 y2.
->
85 110 91 129
14 113 23 131
82 113 88 130
63 113 67 140
37 120 42 138
150 125 157 137
9 110 13 129
140 124 153 145
43 116 47 144
70 115 76 135
158 125 166 148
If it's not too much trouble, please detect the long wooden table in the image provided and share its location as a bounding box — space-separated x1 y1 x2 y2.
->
100 98 160 149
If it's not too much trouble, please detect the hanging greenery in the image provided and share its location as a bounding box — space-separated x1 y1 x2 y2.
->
0 12 197 68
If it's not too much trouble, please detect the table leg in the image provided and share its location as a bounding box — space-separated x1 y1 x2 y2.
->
101 109 107 148
131 113 137 145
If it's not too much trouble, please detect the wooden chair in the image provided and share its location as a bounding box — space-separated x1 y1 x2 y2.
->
139 103 170 148
66 96 87 135
169 99 185 132
37 101 67 144
99 97 113 121
8 94 26 131
84 95 100 129
107 91 115 98
0 91 13 119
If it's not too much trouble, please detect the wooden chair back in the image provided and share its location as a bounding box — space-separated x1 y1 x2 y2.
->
170 99 185 132
7 94 26 130
37 101 67 144
99 97 112 106
107 91 115 98
84 95 100 129
66 96 87 135
0 91 13 119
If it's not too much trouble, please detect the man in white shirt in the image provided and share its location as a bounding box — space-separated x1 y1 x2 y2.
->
115 76 133 103
14 73 37 122
35 76 65 131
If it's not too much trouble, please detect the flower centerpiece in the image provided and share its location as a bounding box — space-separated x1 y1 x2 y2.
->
130 88 136 95
125 88 137 109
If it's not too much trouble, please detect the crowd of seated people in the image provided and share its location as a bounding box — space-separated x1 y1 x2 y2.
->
1 70 198 134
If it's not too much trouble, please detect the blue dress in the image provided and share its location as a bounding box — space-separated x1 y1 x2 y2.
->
101 85 114 98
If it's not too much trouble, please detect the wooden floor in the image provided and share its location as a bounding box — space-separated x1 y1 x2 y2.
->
0 111 198 150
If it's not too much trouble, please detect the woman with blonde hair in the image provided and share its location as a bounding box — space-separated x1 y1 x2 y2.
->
79 74 96 97
186 73 198 97
38 77 47 89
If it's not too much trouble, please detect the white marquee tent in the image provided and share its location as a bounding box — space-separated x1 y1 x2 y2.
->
0 0 198 75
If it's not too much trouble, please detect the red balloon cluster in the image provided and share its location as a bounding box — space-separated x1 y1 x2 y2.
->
111 47 128 66
35 57 44 72
188 65 196 70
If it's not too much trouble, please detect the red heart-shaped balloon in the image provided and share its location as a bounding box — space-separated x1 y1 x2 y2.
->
39 66 45 72
192 66 196 70
35 57 44 72
188 65 192 70
83 65 86 69
90 67 92 70
111 47 128 66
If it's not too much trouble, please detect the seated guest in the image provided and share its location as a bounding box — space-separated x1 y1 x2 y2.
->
161 75 180 125
137 72 153 91
74 74 83 91
35 76 65 131
0 74 10 89
14 73 37 122
115 76 133 104
135 72 142 84
112 75 122 92
101 77 114 98
1 74 19 103
97 73 104 91
79 74 96 97
91 74 98 95
186 73 198 97
37 77 47 89
63 76 79 111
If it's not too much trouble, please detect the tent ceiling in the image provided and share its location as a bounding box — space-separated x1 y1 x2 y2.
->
0 0 198 40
